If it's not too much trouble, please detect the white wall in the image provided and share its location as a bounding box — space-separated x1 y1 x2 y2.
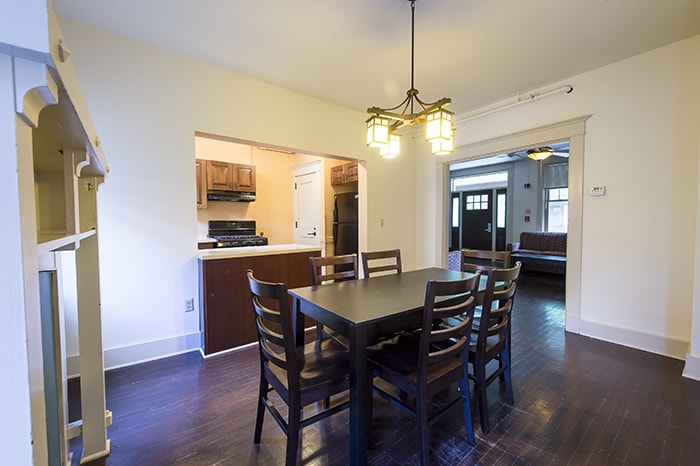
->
434 35 700 360
59 14 700 369
57 18 405 369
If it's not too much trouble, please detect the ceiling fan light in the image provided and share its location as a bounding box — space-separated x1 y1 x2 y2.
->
425 108 454 142
367 116 390 147
527 147 553 161
380 133 401 158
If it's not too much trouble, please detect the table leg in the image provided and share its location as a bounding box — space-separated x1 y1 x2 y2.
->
349 326 368 465
292 298 305 347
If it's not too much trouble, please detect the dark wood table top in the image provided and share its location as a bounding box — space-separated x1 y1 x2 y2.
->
289 267 473 327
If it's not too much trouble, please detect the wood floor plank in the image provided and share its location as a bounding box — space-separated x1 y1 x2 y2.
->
69 271 700 465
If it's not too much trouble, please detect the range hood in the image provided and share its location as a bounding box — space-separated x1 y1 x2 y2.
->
207 190 256 202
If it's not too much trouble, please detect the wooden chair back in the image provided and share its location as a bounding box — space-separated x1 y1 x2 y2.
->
419 274 480 377
246 270 299 390
469 261 521 434
368 273 481 462
460 249 511 275
361 249 402 278
309 254 358 285
475 262 520 349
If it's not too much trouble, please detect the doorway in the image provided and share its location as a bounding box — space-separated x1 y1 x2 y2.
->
438 116 589 335
292 161 323 248
452 188 507 251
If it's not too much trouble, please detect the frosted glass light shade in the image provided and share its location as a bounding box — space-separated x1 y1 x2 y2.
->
366 116 390 147
527 148 553 161
432 133 454 155
380 133 401 158
425 109 453 142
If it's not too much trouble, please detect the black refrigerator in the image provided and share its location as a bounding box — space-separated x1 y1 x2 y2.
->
332 192 358 258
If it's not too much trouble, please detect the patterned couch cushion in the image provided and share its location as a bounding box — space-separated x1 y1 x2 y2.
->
518 232 567 255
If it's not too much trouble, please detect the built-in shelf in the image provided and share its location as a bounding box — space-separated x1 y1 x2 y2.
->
37 230 97 255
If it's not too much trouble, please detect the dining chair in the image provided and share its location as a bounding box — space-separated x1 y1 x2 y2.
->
309 254 358 342
361 248 402 278
367 273 481 465
460 249 511 275
468 261 521 434
246 270 351 466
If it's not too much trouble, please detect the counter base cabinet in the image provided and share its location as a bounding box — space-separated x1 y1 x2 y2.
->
199 250 321 355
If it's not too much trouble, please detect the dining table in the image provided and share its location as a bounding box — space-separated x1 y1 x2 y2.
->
288 266 476 465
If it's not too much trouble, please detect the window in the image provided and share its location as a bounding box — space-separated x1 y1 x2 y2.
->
452 171 507 192
497 192 506 228
546 187 568 232
465 194 488 211
452 197 459 227
544 163 568 232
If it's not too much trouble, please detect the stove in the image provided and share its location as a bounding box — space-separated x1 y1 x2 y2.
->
208 220 268 248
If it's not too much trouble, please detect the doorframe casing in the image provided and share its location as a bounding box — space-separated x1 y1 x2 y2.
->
436 115 590 334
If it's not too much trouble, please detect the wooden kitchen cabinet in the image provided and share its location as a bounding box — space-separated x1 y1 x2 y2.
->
331 161 358 185
199 249 321 354
207 160 235 190
195 159 207 209
206 161 256 192
232 163 256 192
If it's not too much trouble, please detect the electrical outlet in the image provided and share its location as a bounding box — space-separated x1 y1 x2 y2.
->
185 298 195 312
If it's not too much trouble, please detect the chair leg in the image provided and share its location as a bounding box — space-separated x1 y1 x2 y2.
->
367 369 375 449
315 325 332 409
474 361 490 434
254 380 268 443
501 349 514 404
416 390 430 466
459 374 475 445
286 405 302 466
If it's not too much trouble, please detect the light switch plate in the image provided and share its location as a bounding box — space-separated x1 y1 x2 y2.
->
589 186 606 196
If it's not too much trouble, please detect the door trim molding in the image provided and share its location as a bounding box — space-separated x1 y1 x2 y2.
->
438 115 591 337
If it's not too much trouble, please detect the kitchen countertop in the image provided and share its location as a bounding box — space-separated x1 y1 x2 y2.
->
198 244 322 260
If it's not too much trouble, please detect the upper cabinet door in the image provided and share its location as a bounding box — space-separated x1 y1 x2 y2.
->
233 164 256 192
207 160 235 190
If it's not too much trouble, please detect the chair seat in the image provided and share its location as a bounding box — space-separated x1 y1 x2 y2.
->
268 337 349 390
368 333 465 389
469 334 505 358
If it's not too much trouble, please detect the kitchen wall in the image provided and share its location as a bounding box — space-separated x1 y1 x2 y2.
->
57 14 700 378
195 134 349 247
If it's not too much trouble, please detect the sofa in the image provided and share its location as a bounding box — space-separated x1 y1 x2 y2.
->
507 231 567 275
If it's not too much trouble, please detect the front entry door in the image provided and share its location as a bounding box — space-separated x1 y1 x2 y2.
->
461 190 493 250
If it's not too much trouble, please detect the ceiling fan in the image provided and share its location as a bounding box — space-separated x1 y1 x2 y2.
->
508 143 569 161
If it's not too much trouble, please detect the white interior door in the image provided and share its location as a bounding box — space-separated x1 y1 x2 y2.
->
293 162 322 247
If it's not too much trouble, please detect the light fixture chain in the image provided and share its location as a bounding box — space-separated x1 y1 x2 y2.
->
410 0 416 114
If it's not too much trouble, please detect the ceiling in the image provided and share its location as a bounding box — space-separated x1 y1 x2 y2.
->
52 0 700 118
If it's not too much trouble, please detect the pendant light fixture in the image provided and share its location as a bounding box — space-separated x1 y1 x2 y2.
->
527 147 554 161
366 0 455 158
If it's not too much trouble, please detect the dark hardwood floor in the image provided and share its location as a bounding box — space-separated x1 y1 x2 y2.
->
69 272 700 465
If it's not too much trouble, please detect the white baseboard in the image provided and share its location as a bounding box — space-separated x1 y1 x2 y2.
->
578 319 689 360
683 354 700 381
67 332 202 378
